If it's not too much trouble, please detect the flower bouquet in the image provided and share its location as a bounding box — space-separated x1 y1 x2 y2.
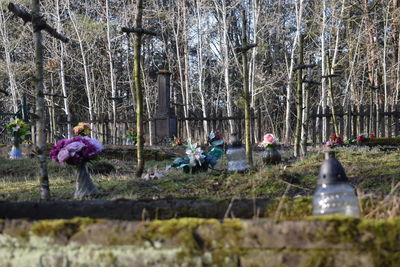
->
126 127 137 145
259 133 281 164
323 134 344 149
50 136 103 199
73 122 91 136
167 140 223 173
6 119 30 159
169 136 185 147
207 131 224 147
357 133 375 144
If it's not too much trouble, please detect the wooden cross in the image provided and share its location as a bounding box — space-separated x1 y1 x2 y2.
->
8 1 68 200
8 3 68 43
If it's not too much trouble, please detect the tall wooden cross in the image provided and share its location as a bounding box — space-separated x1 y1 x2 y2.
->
8 1 68 200
235 10 257 168
121 0 156 178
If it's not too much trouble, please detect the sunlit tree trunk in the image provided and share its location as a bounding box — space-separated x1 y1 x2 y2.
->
105 0 117 144
33 0 50 200
195 0 209 138
68 6 94 137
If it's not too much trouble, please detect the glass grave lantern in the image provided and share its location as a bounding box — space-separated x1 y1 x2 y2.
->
226 134 250 172
312 151 360 217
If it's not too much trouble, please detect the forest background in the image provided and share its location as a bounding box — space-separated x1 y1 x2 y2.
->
0 0 398 145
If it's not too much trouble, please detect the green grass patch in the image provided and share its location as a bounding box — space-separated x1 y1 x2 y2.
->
0 148 399 203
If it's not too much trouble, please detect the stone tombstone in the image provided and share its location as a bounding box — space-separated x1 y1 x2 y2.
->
154 70 177 144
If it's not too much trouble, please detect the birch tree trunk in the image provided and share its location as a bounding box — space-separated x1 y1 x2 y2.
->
0 9 18 113
284 0 303 144
56 0 72 139
216 0 235 134
320 0 328 140
183 3 192 140
171 1 190 139
33 0 50 200
105 0 117 144
68 6 94 137
195 0 209 138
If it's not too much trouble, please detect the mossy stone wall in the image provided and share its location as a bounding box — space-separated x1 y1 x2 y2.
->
0 217 399 266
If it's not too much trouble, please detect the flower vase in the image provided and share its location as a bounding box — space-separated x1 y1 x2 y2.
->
263 147 281 165
183 163 208 174
9 137 23 159
74 163 99 199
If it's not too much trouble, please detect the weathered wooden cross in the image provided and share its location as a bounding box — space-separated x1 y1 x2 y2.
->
235 10 257 168
121 0 157 178
8 1 68 200
293 35 318 157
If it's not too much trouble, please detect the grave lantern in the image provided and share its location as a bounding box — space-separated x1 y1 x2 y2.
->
226 134 250 172
312 151 360 217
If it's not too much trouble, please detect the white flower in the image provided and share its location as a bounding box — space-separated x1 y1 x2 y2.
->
12 125 20 132
185 142 204 166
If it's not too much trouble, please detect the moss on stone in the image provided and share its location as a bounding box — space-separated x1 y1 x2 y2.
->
30 217 102 239
263 197 313 219
307 215 400 266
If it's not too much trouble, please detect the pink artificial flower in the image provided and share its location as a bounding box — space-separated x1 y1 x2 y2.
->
263 133 276 145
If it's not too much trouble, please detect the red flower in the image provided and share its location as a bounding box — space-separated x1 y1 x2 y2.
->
370 133 376 138
357 135 365 141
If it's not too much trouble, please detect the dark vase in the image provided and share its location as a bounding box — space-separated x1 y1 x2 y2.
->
9 137 22 159
74 162 100 199
182 163 208 174
262 147 281 165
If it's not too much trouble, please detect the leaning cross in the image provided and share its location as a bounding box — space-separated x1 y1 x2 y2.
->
121 0 157 178
8 1 68 200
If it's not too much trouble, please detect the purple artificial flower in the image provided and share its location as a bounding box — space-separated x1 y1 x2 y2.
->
64 141 85 157
50 136 103 166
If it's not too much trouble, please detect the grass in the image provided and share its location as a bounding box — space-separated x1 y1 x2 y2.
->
0 147 399 206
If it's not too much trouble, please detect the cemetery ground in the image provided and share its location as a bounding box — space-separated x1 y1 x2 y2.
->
1 145 400 266
0 144 399 218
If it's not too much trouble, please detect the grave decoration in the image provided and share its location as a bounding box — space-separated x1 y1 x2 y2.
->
226 133 250 172
323 134 344 149
313 151 360 217
259 133 281 164
169 136 185 146
50 136 103 199
357 133 376 143
126 127 137 145
344 133 376 146
73 122 91 137
167 132 224 173
6 119 30 159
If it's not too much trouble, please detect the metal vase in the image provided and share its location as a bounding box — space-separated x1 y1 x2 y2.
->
262 147 281 165
9 137 23 159
74 162 99 199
